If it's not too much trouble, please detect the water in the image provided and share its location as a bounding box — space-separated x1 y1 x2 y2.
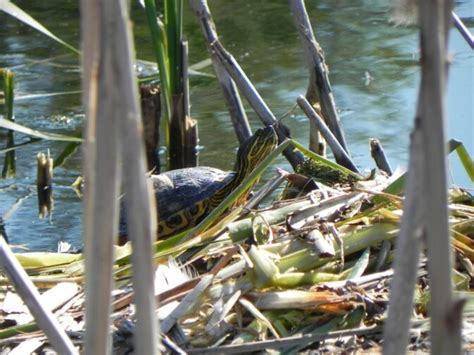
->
0 0 472 250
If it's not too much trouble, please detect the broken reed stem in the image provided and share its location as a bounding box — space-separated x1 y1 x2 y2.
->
112 1 160 354
37 151 53 218
209 40 275 126
0 236 76 354
384 0 461 354
369 138 393 176
180 40 199 168
169 38 198 170
190 1 304 167
209 39 304 168
418 0 461 353
297 95 359 173
189 0 251 144
289 0 349 153
382 130 423 355
140 84 161 173
81 0 122 350
1 69 16 178
182 40 190 119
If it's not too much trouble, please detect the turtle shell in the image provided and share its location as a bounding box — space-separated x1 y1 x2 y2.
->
152 166 235 221
118 166 235 241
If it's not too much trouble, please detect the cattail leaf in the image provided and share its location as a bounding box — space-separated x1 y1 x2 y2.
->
0 118 82 142
0 1 79 54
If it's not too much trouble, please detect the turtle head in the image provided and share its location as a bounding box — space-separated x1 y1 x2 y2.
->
234 125 278 175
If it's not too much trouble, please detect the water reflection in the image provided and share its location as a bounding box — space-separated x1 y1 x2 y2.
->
0 0 471 250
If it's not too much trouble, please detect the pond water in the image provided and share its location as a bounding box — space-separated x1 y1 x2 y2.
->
0 0 472 251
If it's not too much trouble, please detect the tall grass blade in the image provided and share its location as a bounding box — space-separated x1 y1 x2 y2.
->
165 0 183 95
0 1 79 55
53 141 81 169
449 139 474 182
143 0 171 120
0 119 82 142
12 90 82 102
0 138 41 154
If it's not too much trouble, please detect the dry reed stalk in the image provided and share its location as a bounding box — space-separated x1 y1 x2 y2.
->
289 0 349 154
0 236 76 354
81 0 158 354
189 0 251 144
384 0 461 354
36 151 53 218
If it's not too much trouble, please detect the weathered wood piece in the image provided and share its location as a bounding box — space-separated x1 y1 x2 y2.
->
0 236 76 354
81 0 158 354
289 0 349 153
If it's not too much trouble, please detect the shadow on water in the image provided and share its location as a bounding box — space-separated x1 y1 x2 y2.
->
0 0 472 250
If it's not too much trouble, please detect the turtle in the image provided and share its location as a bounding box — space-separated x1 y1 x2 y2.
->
119 125 278 243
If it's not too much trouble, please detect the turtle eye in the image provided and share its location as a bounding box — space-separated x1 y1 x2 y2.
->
157 224 164 235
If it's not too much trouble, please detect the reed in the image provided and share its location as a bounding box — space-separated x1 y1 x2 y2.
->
1 69 16 178
0 1 79 55
0 1 471 353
